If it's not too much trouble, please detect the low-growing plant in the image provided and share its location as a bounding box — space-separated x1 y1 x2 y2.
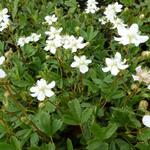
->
0 0 150 150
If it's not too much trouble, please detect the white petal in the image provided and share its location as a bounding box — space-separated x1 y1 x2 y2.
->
132 75 140 81
102 67 111 72
74 56 80 61
115 52 121 60
148 85 150 90
117 63 128 70
79 65 88 74
130 24 139 33
142 115 150 128
44 89 54 97
0 69 6 78
71 62 79 68
30 86 38 92
30 93 38 97
106 58 113 66
0 56 5 65
137 35 149 43
135 66 142 73
117 26 127 36
48 81 55 89
50 47 56 54
111 66 119 76
37 92 45 101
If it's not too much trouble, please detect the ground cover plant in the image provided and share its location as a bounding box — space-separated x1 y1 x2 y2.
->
0 0 150 149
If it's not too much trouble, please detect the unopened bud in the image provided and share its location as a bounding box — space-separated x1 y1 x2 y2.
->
131 84 138 91
4 91 10 97
46 55 50 60
75 26 80 33
38 102 45 108
139 14 145 19
124 7 129 12
139 100 148 110
141 51 150 57
4 49 13 58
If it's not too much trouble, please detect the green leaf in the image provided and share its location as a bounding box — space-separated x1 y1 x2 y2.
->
37 111 62 136
92 123 118 141
63 99 82 125
30 133 39 147
0 142 15 150
120 0 134 6
81 108 93 123
67 139 73 150
11 136 21 150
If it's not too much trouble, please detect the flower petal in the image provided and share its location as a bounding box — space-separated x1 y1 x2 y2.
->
48 81 55 89
111 66 119 76
80 65 88 74
0 69 6 78
142 115 150 128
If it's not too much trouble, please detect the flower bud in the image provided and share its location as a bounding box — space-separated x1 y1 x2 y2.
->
38 102 45 108
139 100 148 110
4 91 10 98
75 26 80 33
124 7 129 12
131 84 138 91
46 55 50 60
141 51 150 57
139 14 145 19
4 49 13 58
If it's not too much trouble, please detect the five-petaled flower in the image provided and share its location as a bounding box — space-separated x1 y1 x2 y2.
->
114 24 149 46
102 52 129 76
71 55 92 74
30 79 55 101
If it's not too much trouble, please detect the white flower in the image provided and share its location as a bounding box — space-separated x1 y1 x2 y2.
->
104 2 123 21
142 115 150 128
44 14 57 25
114 24 149 46
44 36 62 54
99 17 108 25
17 37 30 47
148 85 150 90
85 0 99 14
63 35 87 53
71 55 92 74
102 52 129 76
45 26 62 40
132 66 150 84
30 79 55 101
110 18 126 29
0 8 10 31
28 33 41 42
0 56 6 78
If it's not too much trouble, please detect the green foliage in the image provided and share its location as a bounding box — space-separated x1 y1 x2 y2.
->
0 0 150 149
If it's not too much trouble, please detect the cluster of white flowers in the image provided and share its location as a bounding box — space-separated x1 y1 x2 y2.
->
44 14 57 25
85 0 99 14
0 56 6 78
44 15 88 54
44 26 63 54
99 2 125 29
102 52 128 76
0 8 10 31
17 33 41 47
30 79 55 101
99 2 149 46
